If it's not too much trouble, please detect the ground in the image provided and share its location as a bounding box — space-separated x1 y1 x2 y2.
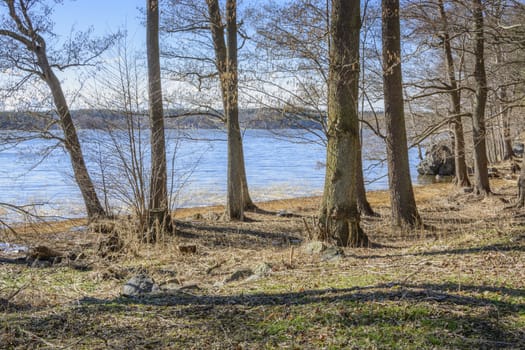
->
1 179 524 349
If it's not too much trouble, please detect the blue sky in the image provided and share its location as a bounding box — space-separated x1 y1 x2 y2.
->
52 0 145 40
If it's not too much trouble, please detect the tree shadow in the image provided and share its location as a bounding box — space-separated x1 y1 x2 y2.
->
5 281 523 348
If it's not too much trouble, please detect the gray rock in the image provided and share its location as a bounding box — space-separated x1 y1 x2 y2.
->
253 262 273 277
224 268 253 283
303 241 327 254
417 144 455 176
321 246 344 262
122 274 160 297
512 141 524 156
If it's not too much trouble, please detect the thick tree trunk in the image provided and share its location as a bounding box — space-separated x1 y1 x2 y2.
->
146 0 171 237
382 0 421 228
36 49 106 221
471 0 491 196
438 0 470 188
317 0 369 247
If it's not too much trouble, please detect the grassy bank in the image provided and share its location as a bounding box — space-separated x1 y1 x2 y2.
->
1 180 524 349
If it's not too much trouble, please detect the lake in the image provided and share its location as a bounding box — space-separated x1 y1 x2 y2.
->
0 128 424 219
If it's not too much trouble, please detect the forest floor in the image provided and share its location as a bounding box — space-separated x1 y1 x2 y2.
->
1 178 524 349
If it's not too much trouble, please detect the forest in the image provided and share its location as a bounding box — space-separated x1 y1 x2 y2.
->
0 0 524 348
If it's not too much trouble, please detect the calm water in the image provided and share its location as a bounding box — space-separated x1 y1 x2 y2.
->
0 129 422 219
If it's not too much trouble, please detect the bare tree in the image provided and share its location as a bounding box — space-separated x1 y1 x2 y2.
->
0 0 113 221
206 0 244 220
382 0 421 227
437 0 471 187
317 0 369 247
471 0 491 195
147 0 172 237
163 0 255 214
250 0 377 216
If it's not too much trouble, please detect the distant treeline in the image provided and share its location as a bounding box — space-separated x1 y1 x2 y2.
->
0 108 336 130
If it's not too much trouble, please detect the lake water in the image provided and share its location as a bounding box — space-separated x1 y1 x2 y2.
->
0 129 423 220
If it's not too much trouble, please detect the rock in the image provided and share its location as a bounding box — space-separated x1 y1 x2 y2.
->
224 268 253 283
122 274 160 297
512 141 524 156
253 262 273 277
321 246 344 262
302 241 327 254
417 144 455 176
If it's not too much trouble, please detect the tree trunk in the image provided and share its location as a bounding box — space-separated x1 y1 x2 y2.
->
471 0 491 196
356 136 376 217
35 49 106 221
438 0 470 188
317 0 369 247
206 0 251 219
225 0 244 220
147 0 171 238
382 0 421 228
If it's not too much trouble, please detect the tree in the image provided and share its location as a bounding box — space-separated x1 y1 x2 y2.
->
250 0 377 216
437 0 471 187
162 0 255 214
147 0 172 237
382 0 421 227
317 0 369 247
0 0 109 221
206 0 244 220
471 0 491 195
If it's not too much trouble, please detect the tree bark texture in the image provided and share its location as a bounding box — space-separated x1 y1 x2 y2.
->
471 0 491 195
382 0 421 227
437 0 470 188
147 0 171 236
356 136 376 216
317 0 369 247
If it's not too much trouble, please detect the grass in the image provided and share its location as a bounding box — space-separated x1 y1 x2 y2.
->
1 180 524 349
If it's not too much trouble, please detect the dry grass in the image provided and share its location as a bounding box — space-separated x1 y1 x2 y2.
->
1 178 524 349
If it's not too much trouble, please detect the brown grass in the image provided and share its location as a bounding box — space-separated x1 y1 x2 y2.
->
1 178 524 349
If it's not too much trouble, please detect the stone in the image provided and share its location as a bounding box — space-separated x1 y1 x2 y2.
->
253 262 273 277
512 141 524 156
417 144 455 176
122 274 160 297
302 241 327 254
321 246 344 262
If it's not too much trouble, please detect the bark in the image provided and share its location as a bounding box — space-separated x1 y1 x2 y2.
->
35 48 106 221
317 0 369 247
356 136 376 217
206 0 250 219
437 0 470 188
147 0 171 237
225 0 243 220
471 0 491 195
382 0 421 228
